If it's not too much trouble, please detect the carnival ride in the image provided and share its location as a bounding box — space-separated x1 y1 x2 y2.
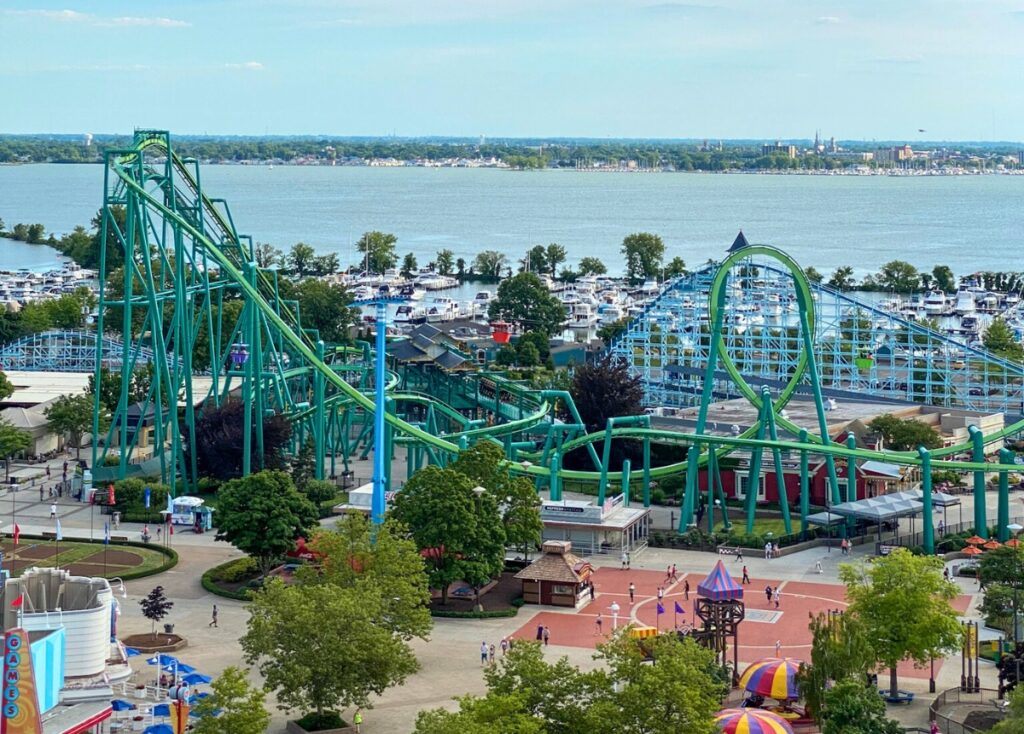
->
93 130 1024 555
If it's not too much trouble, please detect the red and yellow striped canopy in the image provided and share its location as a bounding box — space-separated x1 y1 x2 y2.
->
738 657 802 700
715 708 794 734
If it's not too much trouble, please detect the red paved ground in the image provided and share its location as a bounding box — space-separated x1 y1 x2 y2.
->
511 566 974 681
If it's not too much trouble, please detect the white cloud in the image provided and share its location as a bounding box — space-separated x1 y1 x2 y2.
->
225 61 265 71
815 16 841 25
4 8 189 28
101 17 191 28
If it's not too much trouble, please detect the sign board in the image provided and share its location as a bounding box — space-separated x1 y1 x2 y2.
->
1 628 42 734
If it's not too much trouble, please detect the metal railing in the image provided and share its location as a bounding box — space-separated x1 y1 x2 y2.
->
930 687 1003 734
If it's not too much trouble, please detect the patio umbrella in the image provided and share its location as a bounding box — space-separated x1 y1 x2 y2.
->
965 535 986 546
182 673 212 686
124 647 142 657
152 704 170 717
962 546 983 556
1006 539 1021 548
738 658 802 701
143 725 173 734
146 654 179 667
715 709 795 734
983 540 1002 550
162 662 196 675
111 699 136 712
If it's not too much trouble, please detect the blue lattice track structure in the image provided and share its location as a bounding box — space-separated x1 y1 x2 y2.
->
0 330 163 372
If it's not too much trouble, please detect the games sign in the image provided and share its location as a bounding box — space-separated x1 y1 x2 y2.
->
1 629 42 734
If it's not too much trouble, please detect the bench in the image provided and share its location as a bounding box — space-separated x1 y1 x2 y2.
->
717 546 743 556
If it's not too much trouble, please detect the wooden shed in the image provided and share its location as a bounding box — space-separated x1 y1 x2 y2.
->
515 540 593 607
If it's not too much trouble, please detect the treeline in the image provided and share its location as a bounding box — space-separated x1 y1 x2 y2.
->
4 135 1021 168
808 261 1023 295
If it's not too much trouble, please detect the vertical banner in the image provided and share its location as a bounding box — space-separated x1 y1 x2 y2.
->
1 629 43 734
170 700 189 734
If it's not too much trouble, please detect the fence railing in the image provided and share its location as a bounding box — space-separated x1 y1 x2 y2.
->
930 687 1004 734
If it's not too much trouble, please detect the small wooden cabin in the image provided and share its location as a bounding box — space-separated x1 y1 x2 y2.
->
515 540 593 607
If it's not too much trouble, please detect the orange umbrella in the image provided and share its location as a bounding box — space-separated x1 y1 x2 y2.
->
983 540 1002 550
962 546 983 556
1005 539 1021 548
965 535 986 546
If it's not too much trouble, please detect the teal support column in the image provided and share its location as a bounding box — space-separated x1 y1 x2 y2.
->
384 397 395 490
241 267 254 477
799 430 809 538
314 341 326 480
642 438 651 508
845 434 858 535
549 451 561 501
706 449 717 533
968 426 988 537
712 448 731 530
918 447 935 555
622 459 632 506
745 401 767 533
998 449 1012 541
763 391 791 535
681 444 699 532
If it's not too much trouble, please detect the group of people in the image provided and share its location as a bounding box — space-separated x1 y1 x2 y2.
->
764 585 782 608
480 637 516 665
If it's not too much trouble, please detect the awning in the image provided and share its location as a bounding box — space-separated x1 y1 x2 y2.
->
891 488 961 508
860 460 903 479
806 511 845 527
830 495 923 522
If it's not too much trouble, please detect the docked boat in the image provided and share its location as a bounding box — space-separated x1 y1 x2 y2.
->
426 297 459 323
924 290 948 316
394 304 426 325
568 303 598 329
398 283 425 300
954 288 976 315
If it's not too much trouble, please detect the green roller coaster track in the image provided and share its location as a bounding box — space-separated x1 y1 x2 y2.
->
95 131 1024 555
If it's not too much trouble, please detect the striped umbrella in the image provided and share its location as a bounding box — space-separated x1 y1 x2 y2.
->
716 708 794 734
983 540 1002 550
965 535 986 546
739 658 802 700
962 546 983 556
1005 539 1021 548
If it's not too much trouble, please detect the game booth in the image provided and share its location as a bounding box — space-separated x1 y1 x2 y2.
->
161 496 214 532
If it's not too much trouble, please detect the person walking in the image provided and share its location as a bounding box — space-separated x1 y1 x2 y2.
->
773 587 781 609
46 466 51 479
735 547 743 563
775 640 781 657
671 564 677 581
209 604 218 628
589 583 596 601
39 486 44 502
628 582 636 604
353 710 363 733
815 559 823 574
489 644 496 664
621 551 628 570
49 503 57 519
543 627 550 646
500 638 509 656
625 551 631 570
765 585 773 604
683 579 690 600
665 565 673 584
764 541 772 560
742 565 750 584
480 641 489 666
657 586 664 603
536 624 544 641
595 613 603 636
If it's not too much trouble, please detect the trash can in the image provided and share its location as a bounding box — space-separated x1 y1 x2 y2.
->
341 471 355 489
163 623 175 634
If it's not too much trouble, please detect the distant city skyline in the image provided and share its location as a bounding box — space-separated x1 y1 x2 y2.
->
3 0 1023 140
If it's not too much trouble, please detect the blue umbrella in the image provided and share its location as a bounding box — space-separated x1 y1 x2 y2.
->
111 699 136 711
152 704 170 717
182 673 212 685
144 725 173 734
124 647 142 657
146 654 179 667
162 662 196 675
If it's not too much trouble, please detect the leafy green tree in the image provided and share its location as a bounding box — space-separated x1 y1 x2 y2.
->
253 242 282 269
474 250 508 279
0 216 5 233
488 273 566 336
545 243 567 277
390 464 506 605
516 341 541 367
985 318 1024 362
839 548 962 698
302 479 337 507
664 256 687 278
214 470 318 575
456 257 466 277
449 441 542 559
821 680 902 734
558 268 578 283
805 266 824 283
242 579 419 722
288 279 359 344
11 224 28 242
0 372 13 401
567 355 644 435
313 252 340 276
287 242 316 278
578 256 607 276
517 331 551 365
401 252 418 277
597 318 629 344
798 611 876 721
991 686 1024 734
875 260 920 293
304 514 432 642
44 393 105 458
931 265 956 292
435 248 454 276
827 266 856 291
521 245 548 274
979 545 1024 589
0 419 30 462
26 223 45 244
356 230 398 273
290 438 317 491
867 414 942 451
494 345 517 367
88 364 154 414
192 666 270 734
621 232 665 282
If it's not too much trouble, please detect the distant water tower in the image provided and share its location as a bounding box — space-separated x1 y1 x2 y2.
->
83 133 93 147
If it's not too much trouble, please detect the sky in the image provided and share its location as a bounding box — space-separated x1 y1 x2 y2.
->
2 0 1023 140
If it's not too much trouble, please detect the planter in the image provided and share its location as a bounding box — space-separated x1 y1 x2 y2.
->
286 720 357 734
120 633 188 654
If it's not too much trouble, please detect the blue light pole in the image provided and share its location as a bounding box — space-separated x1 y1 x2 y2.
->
372 301 388 525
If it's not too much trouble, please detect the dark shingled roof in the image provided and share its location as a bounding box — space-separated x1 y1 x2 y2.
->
435 350 466 370
728 230 750 253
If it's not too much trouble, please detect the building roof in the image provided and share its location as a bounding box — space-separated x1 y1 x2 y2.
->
697 560 744 600
515 546 592 584
0 371 212 409
0 406 48 430
728 230 751 253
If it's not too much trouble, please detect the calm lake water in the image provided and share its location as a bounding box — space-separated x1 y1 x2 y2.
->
0 164 1021 276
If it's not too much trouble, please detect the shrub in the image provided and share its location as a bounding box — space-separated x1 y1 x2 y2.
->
651 488 666 505
430 608 519 619
295 711 346 732
109 478 173 513
214 557 258 583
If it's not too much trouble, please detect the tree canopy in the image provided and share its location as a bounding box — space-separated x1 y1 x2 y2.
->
192 666 270 734
214 470 319 575
578 256 607 276
827 266 856 291
621 232 665 282
798 610 876 721
874 260 920 293
284 278 359 344
985 318 1024 362
356 231 398 273
183 399 292 480
839 548 962 698
867 415 942 451
488 273 566 336
435 248 454 275
44 393 104 458
821 680 903 734
390 463 506 605
474 250 509 279
0 419 30 460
